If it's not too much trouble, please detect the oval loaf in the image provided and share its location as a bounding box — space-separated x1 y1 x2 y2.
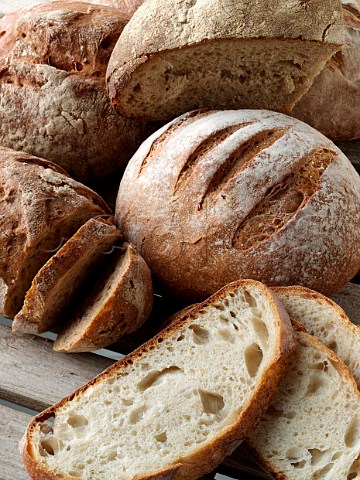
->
116 109 360 301
0 1 150 181
293 0 360 140
0 146 110 318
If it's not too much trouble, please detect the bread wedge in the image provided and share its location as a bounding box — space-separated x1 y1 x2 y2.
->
0 147 110 318
12 217 122 334
54 242 153 353
21 279 295 480
107 0 344 120
273 285 360 388
247 329 360 480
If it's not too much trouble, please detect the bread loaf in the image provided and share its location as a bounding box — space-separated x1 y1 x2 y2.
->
107 0 344 120
116 109 360 301
0 146 110 318
292 0 360 140
273 286 360 388
54 242 153 352
12 217 122 334
20 279 296 480
246 329 360 480
0 1 150 181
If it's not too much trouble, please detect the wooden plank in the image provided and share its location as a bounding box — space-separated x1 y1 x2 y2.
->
0 404 30 480
0 325 113 411
331 283 360 326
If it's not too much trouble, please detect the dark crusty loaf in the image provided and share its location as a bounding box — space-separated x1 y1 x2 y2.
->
12 217 122 334
246 329 360 480
54 242 153 352
292 0 360 140
0 1 150 181
0 146 110 318
116 109 360 302
20 279 296 480
107 0 344 120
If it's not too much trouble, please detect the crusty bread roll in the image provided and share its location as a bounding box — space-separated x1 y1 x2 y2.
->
247 329 360 480
107 0 344 120
0 146 110 318
0 1 150 181
12 217 122 334
116 109 360 301
54 242 153 352
20 280 296 480
293 0 360 140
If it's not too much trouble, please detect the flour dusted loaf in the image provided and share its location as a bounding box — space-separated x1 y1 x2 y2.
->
107 0 344 120
247 329 360 480
54 242 153 352
116 109 360 302
12 217 122 334
293 0 360 140
0 1 149 181
273 286 360 388
0 147 110 318
21 279 295 480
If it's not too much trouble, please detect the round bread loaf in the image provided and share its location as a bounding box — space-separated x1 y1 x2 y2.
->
0 1 150 181
0 146 110 318
116 109 360 301
293 0 360 140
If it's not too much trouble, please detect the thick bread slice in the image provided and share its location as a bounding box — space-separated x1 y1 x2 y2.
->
247 330 360 480
0 147 110 318
54 242 153 352
12 217 121 334
107 0 344 120
21 279 296 480
273 285 360 388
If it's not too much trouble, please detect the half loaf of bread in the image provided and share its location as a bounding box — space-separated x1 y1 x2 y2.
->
0 147 110 318
247 329 360 480
12 216 122 334
107 0 344 120
21 279 295 480
54 242 153 352
273 285 360 388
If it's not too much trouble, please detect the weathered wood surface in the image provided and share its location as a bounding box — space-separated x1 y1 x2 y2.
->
0 405 30 480
0 326 113 411
331 282 360 325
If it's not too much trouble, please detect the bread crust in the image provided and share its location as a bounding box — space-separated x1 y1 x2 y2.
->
116 109 360 301
0 1 150 181
0 146 110 318
21 279 296 480
293 1 360 140
54 242 153 352
12 216 122 334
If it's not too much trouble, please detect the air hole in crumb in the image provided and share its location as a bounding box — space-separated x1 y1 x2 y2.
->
347 474 357 480
305 374 327 397
129 405 147 425
345 416 360 448
311 463 334 479
107 451 117 461
198 389 224 415
217 328 234 343
244 343 263 377
66 414 88 428
189 324 210 344
266 405 284 419
137 366 183 391
252 317 269 345
155 432 167 443
244 290 257 307
21 32 26 38
328 340 337 350
177 334 185 341
68 471 80 478
308 448 328 466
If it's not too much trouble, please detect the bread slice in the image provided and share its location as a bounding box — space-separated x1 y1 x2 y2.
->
273 286 360 388
54 242 153 353
12 217 122 334
107 0 344 120
21 279 296 480
246 330 360 480
0 147 110 318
